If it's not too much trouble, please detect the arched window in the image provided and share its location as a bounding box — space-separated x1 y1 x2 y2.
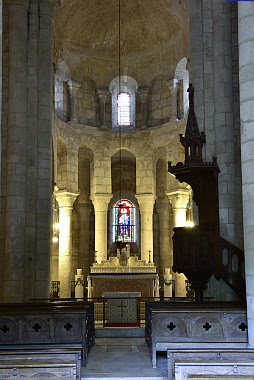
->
113 199 135 243
109 76 138 129
117 93 130 125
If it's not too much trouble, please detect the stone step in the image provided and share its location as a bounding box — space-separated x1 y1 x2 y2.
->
95 327 145 338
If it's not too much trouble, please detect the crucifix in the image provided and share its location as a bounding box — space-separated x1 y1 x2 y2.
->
117 300 128 319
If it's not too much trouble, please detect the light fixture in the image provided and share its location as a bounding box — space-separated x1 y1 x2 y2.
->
52 196 60 243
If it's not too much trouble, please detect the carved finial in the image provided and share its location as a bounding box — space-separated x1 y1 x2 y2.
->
187 83 194 108
180 84 206 164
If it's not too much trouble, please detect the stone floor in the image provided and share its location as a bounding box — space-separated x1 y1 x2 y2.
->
81 337 167 380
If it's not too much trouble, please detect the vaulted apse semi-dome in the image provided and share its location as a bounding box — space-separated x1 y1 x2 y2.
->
53 0 189 85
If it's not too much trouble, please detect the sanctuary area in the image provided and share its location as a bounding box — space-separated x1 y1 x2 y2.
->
1 0 254 379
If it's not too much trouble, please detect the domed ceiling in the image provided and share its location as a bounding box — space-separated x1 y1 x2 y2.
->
53 0 189 86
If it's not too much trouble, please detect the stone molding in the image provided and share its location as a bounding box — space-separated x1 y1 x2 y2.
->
7 0 29 8
91 193 112 212
136 193 155 213
56 190 79 208
166 189 190 209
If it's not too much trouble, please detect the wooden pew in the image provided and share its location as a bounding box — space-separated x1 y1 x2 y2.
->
0 301 94 367
0 348 82 380
145 301 248 368
0 360 77 380
167 348 254 380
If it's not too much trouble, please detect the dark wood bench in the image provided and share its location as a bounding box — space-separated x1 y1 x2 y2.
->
167 347 254 380
145 301 247 368
0 301 94 367
0 347 82 379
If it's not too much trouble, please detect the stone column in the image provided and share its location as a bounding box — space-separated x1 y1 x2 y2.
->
77 195 93 281
167 190 190 297
35 0 55 298
139 87 149 128
67 79 81 123
211 0 236 244
56 191 78 298
4 0 29 302
0 0 2 186
97 88 108 128
91 194 111 263
156 198 171 282
137 194 155 263
238 2 254 347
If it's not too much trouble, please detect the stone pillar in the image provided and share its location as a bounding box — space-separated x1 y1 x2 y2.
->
35 0 55 298
238 2 254 347
139 87 149 128
0 0 2 187
156 198 171 282
137 194 155 263
167 190 190 297
24 0 39 300
91 194 111 263
4 0 29 302
67 79 81 122
166 79 177 120
77 195 92 281
97 88 108 128
211 0 236 244
56 191 78 298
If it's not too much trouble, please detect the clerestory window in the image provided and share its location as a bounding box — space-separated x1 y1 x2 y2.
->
117 93 130 125
109 76 138 129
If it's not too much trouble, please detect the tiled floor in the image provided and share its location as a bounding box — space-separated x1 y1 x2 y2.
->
82 337 167 379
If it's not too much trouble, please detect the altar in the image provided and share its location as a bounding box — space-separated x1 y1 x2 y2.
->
87 245 159 299
103 292 141 324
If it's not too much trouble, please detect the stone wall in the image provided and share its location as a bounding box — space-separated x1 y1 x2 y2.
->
76 79 98 126
148 76 171 127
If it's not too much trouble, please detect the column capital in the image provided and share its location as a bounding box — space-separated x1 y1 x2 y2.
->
138 87 149 102
67 79 81 96
136 193 155 213
7 0 29 8
97 88 108 102
91 193 112 211
166 189 190 209
56 190 79 208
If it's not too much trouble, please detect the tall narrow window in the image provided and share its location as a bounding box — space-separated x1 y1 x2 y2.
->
113 199 135 243
109 76 137 129
117 93 130 125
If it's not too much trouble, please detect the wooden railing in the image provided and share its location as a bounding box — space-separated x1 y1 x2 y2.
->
215 236 245 300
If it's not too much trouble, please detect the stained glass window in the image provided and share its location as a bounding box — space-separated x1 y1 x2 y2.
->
113 199 135 243
117 93 130 125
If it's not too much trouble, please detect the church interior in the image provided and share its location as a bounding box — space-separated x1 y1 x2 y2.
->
1 0 254 379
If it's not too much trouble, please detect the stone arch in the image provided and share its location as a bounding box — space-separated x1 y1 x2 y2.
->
111 149 136 194
55 59 71 121
57 137 67 190
156 157 167 199
78 146 94 199
108 191 140 257
109 76 138 129
175 57 189 119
